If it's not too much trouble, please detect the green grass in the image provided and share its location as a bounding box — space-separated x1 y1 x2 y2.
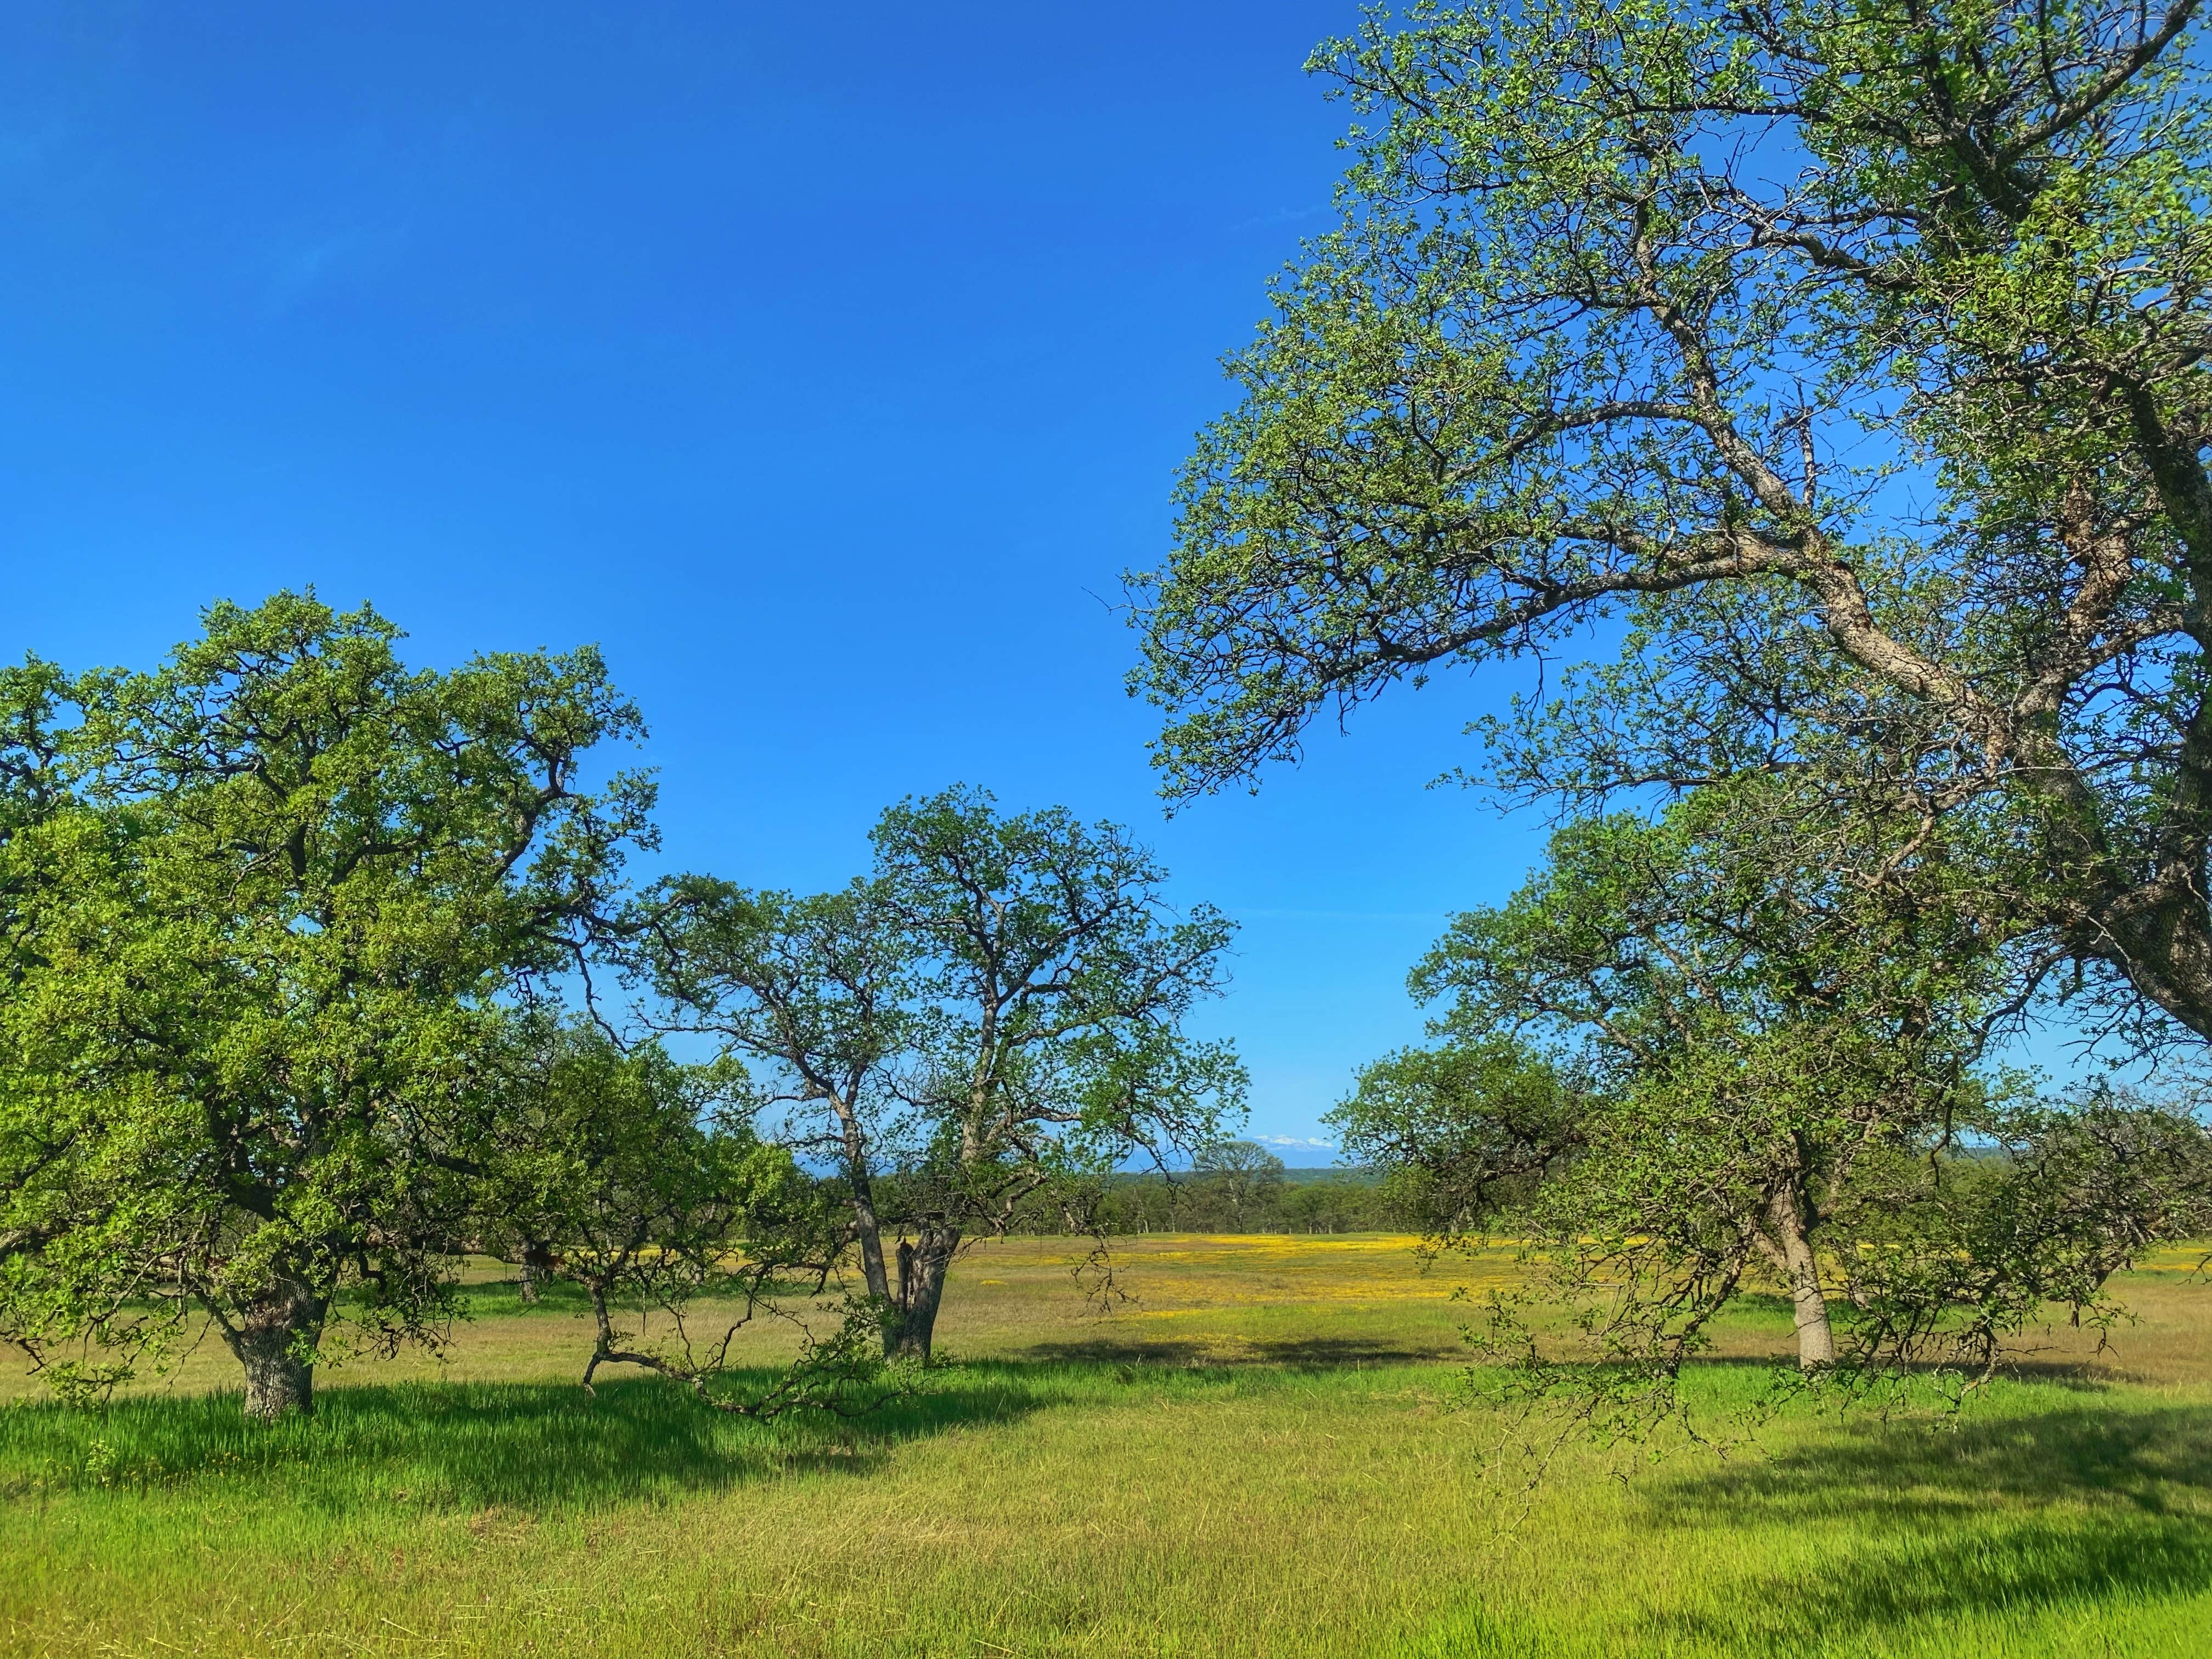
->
3 1236 2209 1657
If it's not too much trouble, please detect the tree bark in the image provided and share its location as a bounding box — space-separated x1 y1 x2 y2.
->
850 1189 891 1306
888 1228 960 1361
221 1277 328 1420
518 1242 553 1306
1759 1186 1837 1371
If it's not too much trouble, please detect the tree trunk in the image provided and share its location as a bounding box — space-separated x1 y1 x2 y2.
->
221 1277 328 1420
518 1242 553 1307
851 1192 891 1306
888 1228 960 1361
834 1122 892 1310
1760 1186 1836 1371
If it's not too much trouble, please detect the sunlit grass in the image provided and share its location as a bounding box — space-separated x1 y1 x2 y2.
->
3 1235 2209 1656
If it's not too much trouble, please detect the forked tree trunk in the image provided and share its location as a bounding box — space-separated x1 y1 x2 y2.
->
221 1277 328 1420
888 1229 961 1361
1760 1186 1836 1370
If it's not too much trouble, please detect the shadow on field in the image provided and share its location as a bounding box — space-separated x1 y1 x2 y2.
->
1012 1334 1452 1366
1647 1401 2212 1637
0 1369 1052 1514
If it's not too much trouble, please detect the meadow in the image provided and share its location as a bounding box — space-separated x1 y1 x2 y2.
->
4 1234 2210 1658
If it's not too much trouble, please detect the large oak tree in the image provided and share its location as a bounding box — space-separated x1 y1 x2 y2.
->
1337 779 2212 1423
0 595 652 1418
1132 0 2212 1041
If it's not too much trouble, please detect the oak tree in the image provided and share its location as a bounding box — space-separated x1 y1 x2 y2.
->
1338 779 2211 1426
475 1015 877 1416
637 788 1246 1360
1189 1139 1289 1229
0 595 651 1418
1133 0 2212 1043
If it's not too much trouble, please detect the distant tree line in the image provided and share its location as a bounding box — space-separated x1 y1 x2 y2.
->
975 1143 1427 1236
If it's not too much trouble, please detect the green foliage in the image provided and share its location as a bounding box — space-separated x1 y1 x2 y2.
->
868 787 1247 1189
1172 0 2212 1427
1338 775 2212 1443
474 1015 896 1419
1187 1140 1288 1228
0 594 653 1413
635 786 1246 1358
1335 1038 1583 1229
479 1019 791 1306
1131 0 2212 1042
1008 1164 1425 1236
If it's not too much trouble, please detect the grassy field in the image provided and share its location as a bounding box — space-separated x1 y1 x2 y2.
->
4 1234 2210 1657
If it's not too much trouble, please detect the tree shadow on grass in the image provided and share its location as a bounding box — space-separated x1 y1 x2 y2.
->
0 1368 1054 1515
1641 1397 2212 1640
1011 1333 1455 1367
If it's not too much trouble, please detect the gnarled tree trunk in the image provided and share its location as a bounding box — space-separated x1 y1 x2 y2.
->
221 1277 328 1420
888 1229 960 1361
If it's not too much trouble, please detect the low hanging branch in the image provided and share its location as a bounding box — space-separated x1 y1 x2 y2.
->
477 1015 913 1422
580 1286 906 1422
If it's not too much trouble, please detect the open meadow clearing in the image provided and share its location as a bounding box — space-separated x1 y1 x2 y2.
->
4 1234 2212 1659
13 3 2212 1657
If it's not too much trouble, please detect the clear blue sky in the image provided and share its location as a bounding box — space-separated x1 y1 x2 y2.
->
0 1 1549 1154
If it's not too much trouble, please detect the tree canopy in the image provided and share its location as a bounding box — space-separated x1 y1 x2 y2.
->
635 787 1246 1360
0 595 653 1417
475 1015 879 1416
1132 0 2212 1042
1338 776 2212 1430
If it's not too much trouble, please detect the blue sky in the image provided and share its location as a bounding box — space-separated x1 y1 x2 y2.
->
0 1 1550 1154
